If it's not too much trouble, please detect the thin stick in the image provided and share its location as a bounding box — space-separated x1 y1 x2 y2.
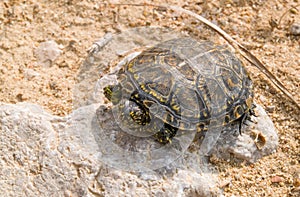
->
167 5 300 111
277 4 300 29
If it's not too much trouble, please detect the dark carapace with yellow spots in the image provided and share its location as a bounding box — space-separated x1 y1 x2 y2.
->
104 37 254 144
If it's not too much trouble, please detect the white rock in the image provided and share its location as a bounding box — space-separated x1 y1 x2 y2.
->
0 102 222 196
24 68 40 79
290 22 300 36
210 104 278 163
34 40 62 67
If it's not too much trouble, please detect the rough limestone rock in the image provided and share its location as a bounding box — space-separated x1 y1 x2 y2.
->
0 103 217 196
210 104 278 163
0 101 277 196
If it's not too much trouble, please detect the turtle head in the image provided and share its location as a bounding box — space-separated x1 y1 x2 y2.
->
103 84 122 105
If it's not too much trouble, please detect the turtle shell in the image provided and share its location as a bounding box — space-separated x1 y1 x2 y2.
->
106 37 253 133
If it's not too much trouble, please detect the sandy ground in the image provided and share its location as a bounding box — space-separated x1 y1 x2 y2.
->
1 0 299 196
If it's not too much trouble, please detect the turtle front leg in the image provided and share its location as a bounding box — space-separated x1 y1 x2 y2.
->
154 123 178 144
128 96 177 144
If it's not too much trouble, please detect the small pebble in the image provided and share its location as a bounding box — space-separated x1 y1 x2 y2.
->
290 8 298 15
293 170 300 187
219 179 231 188
266 105 275 113
290 23 300 36
24 69 40 80
234 174 241 181
271 175 284 183
35 40 62 67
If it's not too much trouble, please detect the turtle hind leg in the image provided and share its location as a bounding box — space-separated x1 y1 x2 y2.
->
238 103 257 134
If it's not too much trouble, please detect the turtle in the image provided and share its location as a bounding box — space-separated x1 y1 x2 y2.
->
103 37 254 144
